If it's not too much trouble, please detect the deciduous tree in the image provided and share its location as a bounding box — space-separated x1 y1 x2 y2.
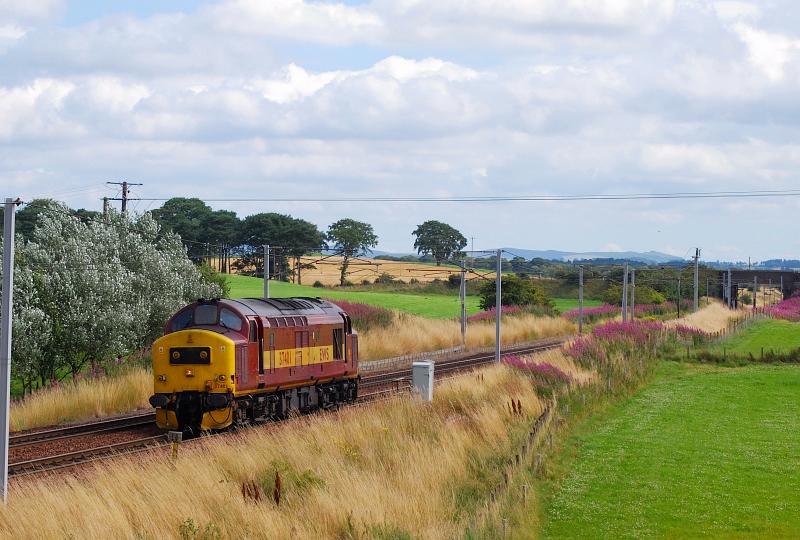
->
326 219 378 285
412 220 467 266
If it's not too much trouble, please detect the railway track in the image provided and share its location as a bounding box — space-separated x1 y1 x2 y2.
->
9 337 566 477
10 411 156 448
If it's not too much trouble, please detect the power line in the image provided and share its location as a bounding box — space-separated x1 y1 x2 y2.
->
131 188 800 204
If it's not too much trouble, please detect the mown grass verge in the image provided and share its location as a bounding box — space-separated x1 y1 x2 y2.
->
532 362 800 538
707 318 800 356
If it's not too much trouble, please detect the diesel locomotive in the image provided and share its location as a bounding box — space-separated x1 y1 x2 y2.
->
148 297 359 435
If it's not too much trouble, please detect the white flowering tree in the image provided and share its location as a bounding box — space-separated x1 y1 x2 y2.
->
3 204 221 388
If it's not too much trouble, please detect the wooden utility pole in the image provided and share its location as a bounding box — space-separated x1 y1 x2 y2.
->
106 181 143 214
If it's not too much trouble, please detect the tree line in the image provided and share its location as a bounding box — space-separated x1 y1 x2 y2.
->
150 198 468 285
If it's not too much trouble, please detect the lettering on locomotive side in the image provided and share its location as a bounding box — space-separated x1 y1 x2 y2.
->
319 347 330 362
266 346 338 369
276 349 294 369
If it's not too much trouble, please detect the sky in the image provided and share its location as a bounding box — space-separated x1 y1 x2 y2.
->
1 0 800 261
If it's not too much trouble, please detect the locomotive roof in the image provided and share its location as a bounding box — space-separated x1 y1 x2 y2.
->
216 297 346 318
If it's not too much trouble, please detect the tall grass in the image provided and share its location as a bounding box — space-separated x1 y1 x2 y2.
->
10 367 152 432
665 300 745 334
2 367 543 539
358 313 575 360
9 311 572 431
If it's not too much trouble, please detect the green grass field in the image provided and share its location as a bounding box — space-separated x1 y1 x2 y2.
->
226 275 483 319
710 319 800 356
226 275 602 319
551 298 603 313
541 362 800 538
226 275 593 319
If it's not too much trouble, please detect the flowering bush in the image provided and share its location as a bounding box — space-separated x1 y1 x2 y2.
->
592 320 663 344
329 300 394 331
562 304 617 323
564 336 607 366
765 295 800 321
503 354 573 392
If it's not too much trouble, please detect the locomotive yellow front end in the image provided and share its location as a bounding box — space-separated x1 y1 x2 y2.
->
149 328 236 434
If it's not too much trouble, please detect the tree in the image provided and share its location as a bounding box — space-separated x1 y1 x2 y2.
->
151 198 214 259
412 220 467 266
10 205 221 386
478 275 553 310
203 210 240 273
238 213 326 281
326 219 378 285
0 199 101 240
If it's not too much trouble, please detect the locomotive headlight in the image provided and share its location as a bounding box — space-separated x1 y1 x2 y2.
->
199 350 208 360
217 374 226 382
158 374 167 382
172 351 181 360
185 369 194 377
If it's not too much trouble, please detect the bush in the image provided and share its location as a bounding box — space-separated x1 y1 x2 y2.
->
329 301 393 332
447 274 461 288
374 273 396 285
197 264 230 298
602 284 666 306
312 280 325 288
478 275 553 310
741 293 752 305
361 279 371 285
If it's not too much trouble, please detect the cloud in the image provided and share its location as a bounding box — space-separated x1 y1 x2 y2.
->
734 23 800 81
0 0 62 21
714 1 760 22
0 0 799 260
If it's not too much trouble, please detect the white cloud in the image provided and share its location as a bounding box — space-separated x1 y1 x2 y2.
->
0 0 799 260
640 144 734 178
0 0 62 21
714 1 760 22
734 23 800 81
207 0 383 44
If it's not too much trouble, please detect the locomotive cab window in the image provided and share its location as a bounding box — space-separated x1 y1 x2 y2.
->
170 310 192 332
333 328 344 360
194 304 217 325
220 308 243 331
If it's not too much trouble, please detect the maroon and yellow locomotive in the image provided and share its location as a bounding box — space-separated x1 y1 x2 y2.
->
148 297 359 434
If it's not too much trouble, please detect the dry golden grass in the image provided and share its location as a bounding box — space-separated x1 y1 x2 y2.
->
665 299 746 334
10 368 152 432
2 366 543 539
359 313 576 360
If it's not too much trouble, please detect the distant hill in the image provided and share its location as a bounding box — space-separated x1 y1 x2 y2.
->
369 248 683 264
498 248 683 264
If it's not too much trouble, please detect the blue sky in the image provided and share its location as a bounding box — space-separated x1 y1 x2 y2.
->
1 0 800 261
